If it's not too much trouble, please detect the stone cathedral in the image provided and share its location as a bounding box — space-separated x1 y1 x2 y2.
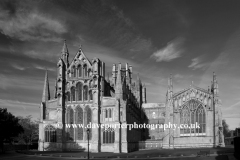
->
38 40 224 153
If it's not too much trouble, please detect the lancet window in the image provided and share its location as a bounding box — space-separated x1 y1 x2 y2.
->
77 65 82 77
83 86 88 101
66 107 74 141
76 82 83 101
89 90 93 100
76 107 83 140
83 64 87 77
85 106 92 140
72 66 76 77
71 87 75 101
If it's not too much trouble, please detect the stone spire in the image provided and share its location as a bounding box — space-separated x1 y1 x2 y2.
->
115 63 122 99
61 40 69 67
142 83 147 103
167 74 173 100
112 64 117 86
126 63 130 84
42 70 50 102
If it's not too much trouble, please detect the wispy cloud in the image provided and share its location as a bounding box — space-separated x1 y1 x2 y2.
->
188 56 209 70
151 37 185 62
11 63 26 71
33 64 55 72
0 2 67 42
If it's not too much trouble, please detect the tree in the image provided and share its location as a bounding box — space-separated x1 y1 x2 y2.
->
222 119 231 137
0 108 23 153
16 115 39 147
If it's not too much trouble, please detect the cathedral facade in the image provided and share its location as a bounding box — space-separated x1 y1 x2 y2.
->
38 40 224 153
38 40 148 153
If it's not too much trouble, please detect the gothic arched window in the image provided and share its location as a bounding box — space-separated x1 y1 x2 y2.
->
88 69 91 77
105 109 108 118
89 90 93 101
44 125 56 142
72 66 76 77
77 65 82 77
109 109 112 118
66 107 74 141
196 105 206 134
180 99 206 136
180 106 190 135
71 87 75 101
83 86 88 101
83 64 87 77
76 82 83 101
76 107 83 140
85 106 92 140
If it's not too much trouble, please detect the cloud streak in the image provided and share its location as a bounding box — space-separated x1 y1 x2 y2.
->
151 37 185 62
188 56 209 70
11 63 26 71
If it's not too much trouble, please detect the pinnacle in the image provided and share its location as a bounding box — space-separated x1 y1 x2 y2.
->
42 70 50 102
61 39 69 54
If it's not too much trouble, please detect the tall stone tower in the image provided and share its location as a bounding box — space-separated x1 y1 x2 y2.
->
212 72 225 147
163 74 174 148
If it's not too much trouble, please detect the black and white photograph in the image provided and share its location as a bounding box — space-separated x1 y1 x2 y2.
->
0 0 240 159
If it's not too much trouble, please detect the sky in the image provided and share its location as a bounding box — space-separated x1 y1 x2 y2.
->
0 0 240 130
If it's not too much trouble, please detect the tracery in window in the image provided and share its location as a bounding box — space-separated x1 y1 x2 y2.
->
196 105 206 134
72 66 76 77
103 128 115 144
180 99 206 136
44 125 56 142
